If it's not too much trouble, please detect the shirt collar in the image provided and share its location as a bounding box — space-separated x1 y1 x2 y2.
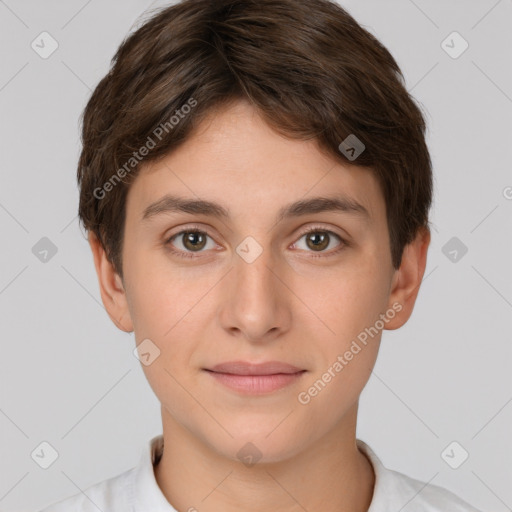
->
356 438 399 511
132 434 177 510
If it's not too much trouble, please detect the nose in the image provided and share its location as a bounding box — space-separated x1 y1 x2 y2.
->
218 242 292 344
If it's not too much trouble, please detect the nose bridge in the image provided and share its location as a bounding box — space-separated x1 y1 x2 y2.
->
236 239 275 294
220 236 290 341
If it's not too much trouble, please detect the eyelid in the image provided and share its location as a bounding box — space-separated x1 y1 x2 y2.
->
165 223 219 243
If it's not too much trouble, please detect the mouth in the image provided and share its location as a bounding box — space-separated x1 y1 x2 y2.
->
203 361 307 394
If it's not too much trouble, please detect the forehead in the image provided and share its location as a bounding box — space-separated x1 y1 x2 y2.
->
126 100 385 228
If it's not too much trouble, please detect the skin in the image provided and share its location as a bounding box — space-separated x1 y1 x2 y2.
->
89 99 430 512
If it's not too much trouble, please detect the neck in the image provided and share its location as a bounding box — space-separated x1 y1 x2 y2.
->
154 404 375 512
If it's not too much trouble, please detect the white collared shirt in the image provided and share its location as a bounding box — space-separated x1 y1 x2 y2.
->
39 435 482 511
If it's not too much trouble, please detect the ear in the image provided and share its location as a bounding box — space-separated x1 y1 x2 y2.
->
88 231 134 333
385 227 431 330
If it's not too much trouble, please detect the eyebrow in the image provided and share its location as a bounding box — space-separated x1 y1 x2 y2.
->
141 193 370 223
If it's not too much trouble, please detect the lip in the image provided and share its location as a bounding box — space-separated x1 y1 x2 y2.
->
203 361 307 395
207 361 305 375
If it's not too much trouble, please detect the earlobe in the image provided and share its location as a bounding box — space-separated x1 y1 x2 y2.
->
385 227 431 331
88 232 134 333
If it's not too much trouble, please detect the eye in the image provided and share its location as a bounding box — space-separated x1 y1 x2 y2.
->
165 228 217 258
164 225 348 260
292 226 346 256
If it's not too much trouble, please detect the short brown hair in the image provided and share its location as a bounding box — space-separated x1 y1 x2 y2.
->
78 0 433 279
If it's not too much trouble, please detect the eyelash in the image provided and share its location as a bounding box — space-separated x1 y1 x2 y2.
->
164 224 349 260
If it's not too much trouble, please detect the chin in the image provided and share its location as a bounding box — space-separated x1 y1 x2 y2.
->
214 427 309 466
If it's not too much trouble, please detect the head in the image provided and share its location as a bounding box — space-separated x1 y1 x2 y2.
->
81 0 432 463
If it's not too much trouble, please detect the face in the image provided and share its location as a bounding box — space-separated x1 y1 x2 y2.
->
92 99 428 463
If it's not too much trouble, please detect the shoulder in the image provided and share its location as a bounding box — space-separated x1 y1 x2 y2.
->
38 466 135 512
357 439 483 512
38 434 168 512
383 467 483 512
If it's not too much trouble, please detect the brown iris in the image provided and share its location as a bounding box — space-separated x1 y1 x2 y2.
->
182 231 207 251
305 231 330 251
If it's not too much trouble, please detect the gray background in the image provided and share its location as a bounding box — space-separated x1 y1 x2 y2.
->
0 0 510 510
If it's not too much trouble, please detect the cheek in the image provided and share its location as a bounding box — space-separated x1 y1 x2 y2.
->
296 278 383 420
129 270 203 406
310 264 390 343
126 249 203 334
127 257 215 377
128 279 172 336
